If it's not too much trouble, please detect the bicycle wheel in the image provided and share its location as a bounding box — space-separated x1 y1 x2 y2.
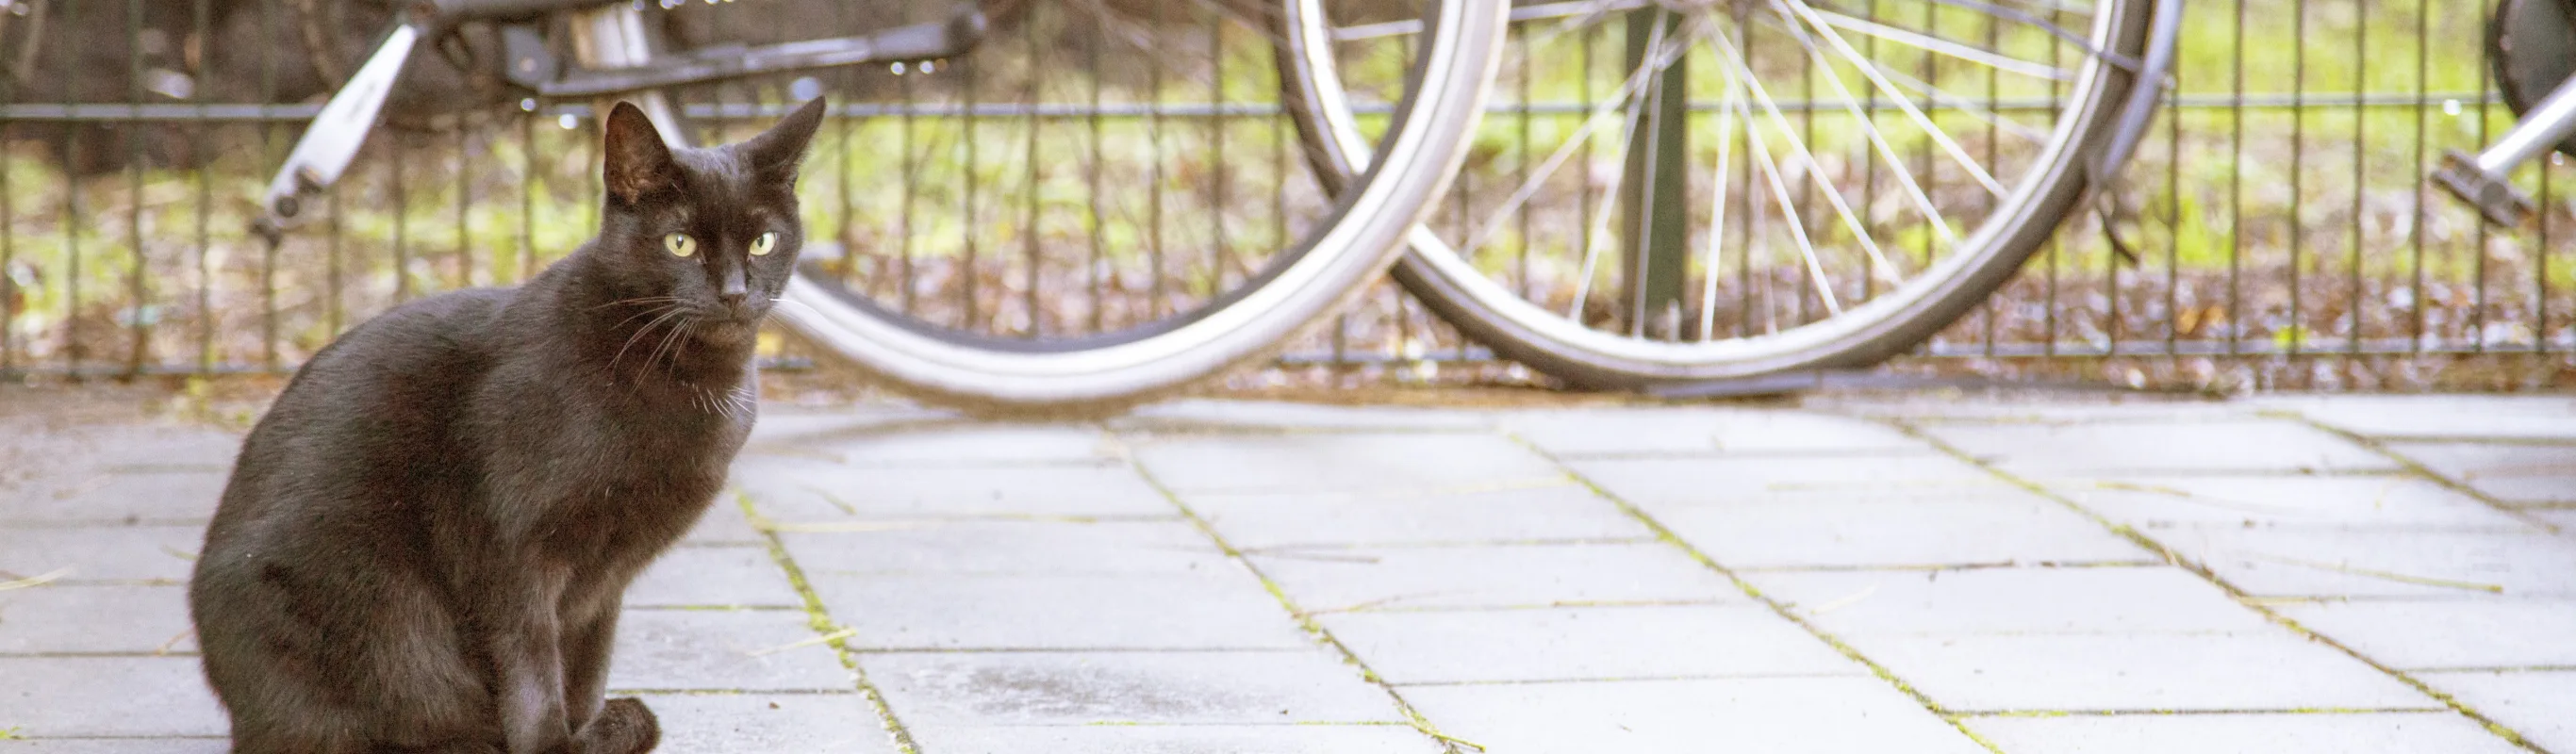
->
595 0 1506 414
1276 0 2160 387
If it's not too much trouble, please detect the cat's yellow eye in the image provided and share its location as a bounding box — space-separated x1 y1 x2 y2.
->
750 232 778 256
664 233 696 257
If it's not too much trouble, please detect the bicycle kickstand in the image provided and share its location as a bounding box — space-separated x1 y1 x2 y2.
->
2434 74 2576 229
251 22 424 245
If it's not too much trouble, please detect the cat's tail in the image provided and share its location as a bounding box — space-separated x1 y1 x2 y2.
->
580 697 662 754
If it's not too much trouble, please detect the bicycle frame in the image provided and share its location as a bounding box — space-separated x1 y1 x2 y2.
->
252 0 988 240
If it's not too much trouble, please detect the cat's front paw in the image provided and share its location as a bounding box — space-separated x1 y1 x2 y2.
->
581 697 661 754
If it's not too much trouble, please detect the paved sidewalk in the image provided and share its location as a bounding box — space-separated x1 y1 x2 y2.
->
3 392 2573 753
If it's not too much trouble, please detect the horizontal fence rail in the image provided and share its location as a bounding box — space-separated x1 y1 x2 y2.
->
0 0 2569 393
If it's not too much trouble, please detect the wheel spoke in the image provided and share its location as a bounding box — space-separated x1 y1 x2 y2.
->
1804 6 2072 81
1741 100 1842 319
1335 0 1656 41
1776 0 2009 195
1459 14 1707 258
1699 46 1743 342
1707 26 1902 287
1762 0 1960 253
1569 10 1690 321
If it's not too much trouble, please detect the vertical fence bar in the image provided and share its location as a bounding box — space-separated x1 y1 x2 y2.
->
2346 1 2366 372
60 0 84 377
2536 165 2552 363
2288 0 2308 365
1207 4 1230 294
192 0 213 372
1148 0 1167 319
1021 6 1042 337
2472 0 2492 353
327 177 343 336
1514 25 1532 300
2410 0 2428 352
259 0 279 370
960 37 981 329
520 106 535 283
1085 16 1105 335
124 0 147 379
457 124 471 287
393 136 411 303
2 53 14 375
2164 71 2181 367
2227 0 2245 361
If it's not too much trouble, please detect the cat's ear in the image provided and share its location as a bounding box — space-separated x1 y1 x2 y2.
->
743 97 827 186
602 102 679 205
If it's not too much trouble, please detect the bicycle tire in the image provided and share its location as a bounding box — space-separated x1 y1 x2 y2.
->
613 0 1506 416
1275 0 2164 389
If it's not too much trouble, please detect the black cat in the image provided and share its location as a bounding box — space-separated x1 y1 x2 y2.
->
189 98 826 754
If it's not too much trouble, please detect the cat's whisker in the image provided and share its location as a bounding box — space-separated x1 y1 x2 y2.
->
607 305 678 332
768 296 826 320
588 295 685 312
610 308 690 373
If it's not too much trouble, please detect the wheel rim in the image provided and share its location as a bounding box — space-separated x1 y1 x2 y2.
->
1280 0 2152 385
727 0 1506 407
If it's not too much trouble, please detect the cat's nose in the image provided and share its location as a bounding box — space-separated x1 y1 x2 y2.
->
718 266 751 310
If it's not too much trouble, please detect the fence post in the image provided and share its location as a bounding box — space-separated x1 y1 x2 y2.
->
1619 8 1689 338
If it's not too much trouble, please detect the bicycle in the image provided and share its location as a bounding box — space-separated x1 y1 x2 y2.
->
239 0 2184 410
1279 0 2177 390
244 0 1509 414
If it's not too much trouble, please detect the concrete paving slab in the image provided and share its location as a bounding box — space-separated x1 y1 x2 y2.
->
1317 605 1861 684
605 609 852 692
1743 566 2272 635
0 526 204 584
2387 442 2576 506
2255 394 2576 440
781 520 1224 577
1130 434 1564 495
2418 670 2576 753
1249 543 1740 612
1186 484 1652 549
1 470 229 525
1921 419 2396 474
1114 399 1493 432
865 650 1401 725
1650 498 2151 568
810 573 1309 651
626 546 802 609
1496 408 1925 456
1833 399 2252 424
638 693 895 753
681 495 768 545
2163 530 2576 598
1965 712 2523 754
744 405 955 447
0 740 227 754
1569 453 2018 507
755 423 1123 467
0 584 194 655
2054 475 2535 531
0 657 227 737
735 458 1173 521
2273 598 2576 669
903 724 1442 754
1400 677 1989 754
1853 632 2436 713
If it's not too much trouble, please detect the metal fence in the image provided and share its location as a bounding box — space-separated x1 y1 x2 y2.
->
1 0 2569 393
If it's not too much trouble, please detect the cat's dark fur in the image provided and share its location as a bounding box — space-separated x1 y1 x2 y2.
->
189 98 826 754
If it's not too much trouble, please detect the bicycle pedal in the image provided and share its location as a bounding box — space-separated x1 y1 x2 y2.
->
2432 149 2537 229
